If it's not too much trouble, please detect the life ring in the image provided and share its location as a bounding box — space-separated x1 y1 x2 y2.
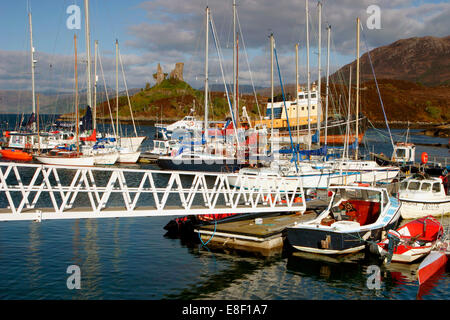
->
188 121 194 127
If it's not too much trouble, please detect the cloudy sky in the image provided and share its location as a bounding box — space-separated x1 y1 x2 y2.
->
0 0 449 94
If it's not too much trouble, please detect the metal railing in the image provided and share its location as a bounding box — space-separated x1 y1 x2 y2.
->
0 162 306 222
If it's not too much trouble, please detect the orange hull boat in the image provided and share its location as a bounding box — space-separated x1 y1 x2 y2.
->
320 132 365 145
0 149 33 161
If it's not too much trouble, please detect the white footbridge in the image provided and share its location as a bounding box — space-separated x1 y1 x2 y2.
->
0 162 306 222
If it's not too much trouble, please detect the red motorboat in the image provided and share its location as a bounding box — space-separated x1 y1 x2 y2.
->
417 250 448 285
0 149 33 161
377 216 444 263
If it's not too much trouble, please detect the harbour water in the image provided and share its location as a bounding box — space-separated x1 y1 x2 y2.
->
0 116 449 300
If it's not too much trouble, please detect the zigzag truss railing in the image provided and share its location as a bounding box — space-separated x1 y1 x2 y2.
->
0 162 306 222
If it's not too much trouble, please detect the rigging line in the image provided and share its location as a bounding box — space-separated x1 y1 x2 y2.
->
97 47 117 138
273 43 298 172
360 26 395 150
235 10 262 122
209 13 240 149
118 47 138 137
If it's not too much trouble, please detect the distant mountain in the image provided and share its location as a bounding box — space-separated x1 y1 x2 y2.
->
0 88 140 114
331 35 450 86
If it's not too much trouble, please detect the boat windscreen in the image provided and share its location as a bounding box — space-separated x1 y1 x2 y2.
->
333 189 381 204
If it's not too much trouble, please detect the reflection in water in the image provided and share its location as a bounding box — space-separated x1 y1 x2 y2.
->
26 222 42 290
76 219 102 299
164 247 270 300
72 220 82 267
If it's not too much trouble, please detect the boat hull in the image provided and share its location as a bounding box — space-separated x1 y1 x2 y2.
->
0 149 32 161
35 155 95 166
418 251 448 285
118 151 141 164
287 221 399 255
157 158 244 173
399 199 450 220
227 171 360 190
93 152 119 165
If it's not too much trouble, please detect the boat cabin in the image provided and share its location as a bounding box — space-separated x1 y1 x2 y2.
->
400 176 448 197
150 139 178 155
319 187 388 227
391 142 415 164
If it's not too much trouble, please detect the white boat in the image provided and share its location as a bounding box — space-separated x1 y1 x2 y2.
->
92 150 119 165
330 160 400 184
398 175 450 219
286 185 402 255
117 149 141 164
35 149 95 167
227 160 360 190
81 141 119 165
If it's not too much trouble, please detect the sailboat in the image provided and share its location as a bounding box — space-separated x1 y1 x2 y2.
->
323 17 399 183
1 11 55 156
35 34 94 167
157 4 251 172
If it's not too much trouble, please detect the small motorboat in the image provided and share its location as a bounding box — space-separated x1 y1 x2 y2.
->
164 213 241 238
398 174 450 219
286 185 401 255
0 149 33 161
377 216 444 263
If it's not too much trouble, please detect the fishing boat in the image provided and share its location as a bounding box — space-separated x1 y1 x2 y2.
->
0 148 32 161
377 216 444 263
398 174 450 219
286 185 401 255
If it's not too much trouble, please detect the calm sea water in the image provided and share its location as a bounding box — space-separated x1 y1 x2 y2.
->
0 114 449 300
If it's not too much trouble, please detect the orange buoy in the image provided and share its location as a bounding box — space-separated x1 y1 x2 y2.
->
421 152 428 164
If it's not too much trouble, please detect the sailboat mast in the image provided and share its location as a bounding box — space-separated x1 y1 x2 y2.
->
74 35 80 153
270 33 274 152
37 94 40 154
237 31 239 125
28 12 36 131
295 43 299 146
306 0 311 151
84 0 92 110
115 39 119 140
316 1 322 146
204 6 209 144
345 65 352 159
94 40 98 130
232 0 238 127
355 17 360 160
324 25 331 146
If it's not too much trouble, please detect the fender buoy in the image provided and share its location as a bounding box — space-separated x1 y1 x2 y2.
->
421 152 428 164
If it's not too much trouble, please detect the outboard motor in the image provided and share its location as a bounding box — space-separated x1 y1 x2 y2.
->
385 230 402 264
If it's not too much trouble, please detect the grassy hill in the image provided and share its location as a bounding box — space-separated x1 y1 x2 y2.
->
93 78 265 123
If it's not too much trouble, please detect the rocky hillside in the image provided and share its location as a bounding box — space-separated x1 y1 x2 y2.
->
332 35 450 86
